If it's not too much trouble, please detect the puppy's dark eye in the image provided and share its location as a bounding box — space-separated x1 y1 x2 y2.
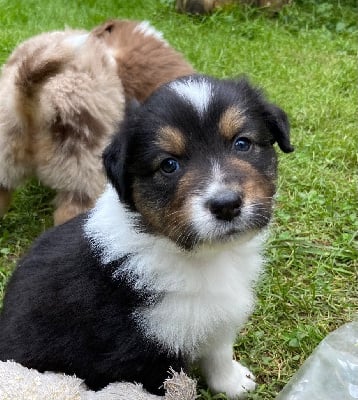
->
234 137 252 152
160 158 180 174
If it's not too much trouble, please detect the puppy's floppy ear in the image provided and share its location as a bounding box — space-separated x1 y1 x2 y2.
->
230 76 293 153
103 130 128 201
91 20 115 38
264 104 294 153
102 99 139 204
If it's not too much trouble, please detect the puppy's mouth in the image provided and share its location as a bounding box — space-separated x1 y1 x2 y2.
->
182 190 273 250
174 217 265 252
194 212 265 241
136 189 273 251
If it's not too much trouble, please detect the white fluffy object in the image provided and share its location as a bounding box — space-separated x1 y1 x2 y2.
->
0 361 197 400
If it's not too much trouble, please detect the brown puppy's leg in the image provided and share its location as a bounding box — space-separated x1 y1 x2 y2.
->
0 187 12 217
53 191 95 225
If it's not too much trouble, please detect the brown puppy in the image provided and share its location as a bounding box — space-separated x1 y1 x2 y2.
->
92 19 195 102
0 29 124 225
0 20 194 225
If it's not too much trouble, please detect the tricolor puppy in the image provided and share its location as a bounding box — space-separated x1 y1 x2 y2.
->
0 75 293 399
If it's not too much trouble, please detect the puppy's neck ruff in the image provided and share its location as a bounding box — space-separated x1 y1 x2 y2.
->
85 185 265 356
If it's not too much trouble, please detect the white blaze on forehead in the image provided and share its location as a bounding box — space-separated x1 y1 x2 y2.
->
169 76 213 116
134 21 166 43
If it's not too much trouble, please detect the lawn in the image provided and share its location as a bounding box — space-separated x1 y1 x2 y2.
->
0 0 357 399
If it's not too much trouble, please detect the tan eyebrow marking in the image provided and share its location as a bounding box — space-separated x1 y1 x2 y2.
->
156 126 186 155
218 106 247 140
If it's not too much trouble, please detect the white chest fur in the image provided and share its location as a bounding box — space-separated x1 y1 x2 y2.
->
85 185 264 358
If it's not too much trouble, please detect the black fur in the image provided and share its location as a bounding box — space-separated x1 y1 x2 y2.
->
0 215 183 393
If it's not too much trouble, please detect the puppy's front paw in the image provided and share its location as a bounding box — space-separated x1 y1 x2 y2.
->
232 361 256 397
209 360 256 399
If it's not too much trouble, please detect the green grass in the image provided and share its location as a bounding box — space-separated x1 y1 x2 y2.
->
0 1 357 398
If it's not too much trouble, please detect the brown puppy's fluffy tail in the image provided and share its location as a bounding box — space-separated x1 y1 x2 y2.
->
13 43 75 128
92 19 195 102
15 44 73 100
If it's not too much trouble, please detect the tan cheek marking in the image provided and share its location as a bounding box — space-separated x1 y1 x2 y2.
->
170 169 197 216
132 176 189 242
228 158 276 203
132 170 198 242
132 180 163 233
164 170 200 242
156 126 186 156
219 106 246 140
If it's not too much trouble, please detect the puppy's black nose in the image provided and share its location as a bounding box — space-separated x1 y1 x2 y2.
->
207 191 242 221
